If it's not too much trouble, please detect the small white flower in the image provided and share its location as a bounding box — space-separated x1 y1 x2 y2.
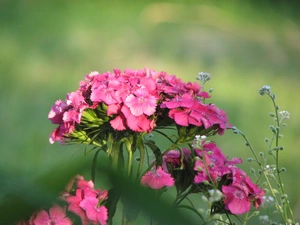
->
279 110 290 120
89 71 99 77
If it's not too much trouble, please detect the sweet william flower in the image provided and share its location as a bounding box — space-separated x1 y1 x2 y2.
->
79 196 108 225
141 166 175 189
32 205 72 225
125 87 157 116
48 100 69 124
64 176 107 225
222 184 251 214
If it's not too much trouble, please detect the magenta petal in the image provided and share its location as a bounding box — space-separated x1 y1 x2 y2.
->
33 210 50 225
169 109 189 126
110 115 126 130
222 185 251 214
141 166 174 189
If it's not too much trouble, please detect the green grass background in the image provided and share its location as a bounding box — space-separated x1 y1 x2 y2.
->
1 1 300 224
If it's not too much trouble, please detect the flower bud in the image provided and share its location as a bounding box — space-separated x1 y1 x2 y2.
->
259 85 271 96
269 125 276 134
246 158 253 162
269 112 276 117
281 194 288 200
259 152 264 157
196 72 211 85
279 167 286 173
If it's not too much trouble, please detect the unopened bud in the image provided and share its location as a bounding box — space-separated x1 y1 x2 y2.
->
279 167 286 173
208 88 214 93
196 72 211 85
281 194 288 200
247 158 253 162
259 85 271 96
269 112 276 117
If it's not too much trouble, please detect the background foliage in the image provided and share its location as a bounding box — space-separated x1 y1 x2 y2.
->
1 0 300 224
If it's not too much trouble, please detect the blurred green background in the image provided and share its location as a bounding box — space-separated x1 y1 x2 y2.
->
1 0 300 224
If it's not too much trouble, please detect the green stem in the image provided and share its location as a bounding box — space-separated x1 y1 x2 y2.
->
234 128 286 222
122 137 133 177
269 94 295 223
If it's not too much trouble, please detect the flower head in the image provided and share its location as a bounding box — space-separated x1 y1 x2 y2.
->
259 85 271 96
141 166 175 189
32 205 72 225
79 196 108 225
222 184 251 214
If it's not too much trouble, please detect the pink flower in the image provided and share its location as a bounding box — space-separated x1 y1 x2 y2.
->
162 148 191 172
32 205 72 225
141 166 175 189
121 105 155 132
91 80 120 105
161 93 195 109
49 122 74 144
64 176 108 225
79 196 108 225
125 87 157 116
222 185 251 214
48 100 69 124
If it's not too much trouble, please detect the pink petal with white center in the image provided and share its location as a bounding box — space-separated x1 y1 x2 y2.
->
125 87 157 116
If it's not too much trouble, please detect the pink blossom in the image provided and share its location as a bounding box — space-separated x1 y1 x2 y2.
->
32 205 72 225
121 105 155 132
125 87 157 116
48 100 69 124
162 148 191 172
239 176 265 210
110 115 126 131
222 185 251 214
161 93 195 109
65 179 101 225
91 82 118 105
79 196 108 225
141 166 175 189
49 122 74 144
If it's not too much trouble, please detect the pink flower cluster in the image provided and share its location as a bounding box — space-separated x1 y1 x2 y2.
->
194 142 264 214
17 176 108 225
49 68 230 144
63 175 108 225
17 205 72 225
144 141 265 215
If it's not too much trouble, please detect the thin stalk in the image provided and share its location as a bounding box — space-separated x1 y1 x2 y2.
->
234 128 286 222
269 94 295 223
